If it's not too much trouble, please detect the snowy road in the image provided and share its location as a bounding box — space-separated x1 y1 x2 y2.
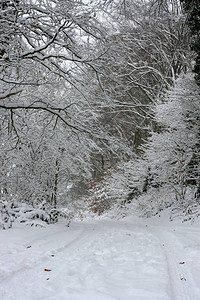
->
0 216 200 300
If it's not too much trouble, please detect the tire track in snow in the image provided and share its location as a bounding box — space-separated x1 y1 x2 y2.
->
151 227 200 300
0 225 87 283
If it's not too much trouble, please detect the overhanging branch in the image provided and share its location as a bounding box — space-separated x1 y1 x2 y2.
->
0 104 89 133
0 90 23 100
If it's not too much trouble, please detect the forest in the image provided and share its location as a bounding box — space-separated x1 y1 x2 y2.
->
1 0 200 229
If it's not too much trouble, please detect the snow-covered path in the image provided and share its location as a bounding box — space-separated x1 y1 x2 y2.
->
0 216 199 300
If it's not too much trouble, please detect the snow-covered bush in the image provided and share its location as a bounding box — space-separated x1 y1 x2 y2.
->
0 199 15 230
0 198 70 229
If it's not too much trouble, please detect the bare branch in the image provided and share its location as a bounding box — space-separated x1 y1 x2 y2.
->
0 90 23 100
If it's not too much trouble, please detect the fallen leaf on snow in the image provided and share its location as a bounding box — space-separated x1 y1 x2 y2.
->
179 262 185 264
180 277 186 281
26 246 32 249
44 269 52 272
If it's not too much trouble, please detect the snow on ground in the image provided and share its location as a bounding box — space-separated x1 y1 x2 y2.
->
0 214 200 300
